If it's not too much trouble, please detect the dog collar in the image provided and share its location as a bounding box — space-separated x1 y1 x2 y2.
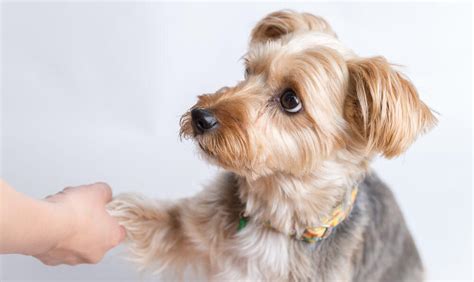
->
238 186 358 243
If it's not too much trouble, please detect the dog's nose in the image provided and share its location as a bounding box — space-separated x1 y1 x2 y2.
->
191 108 218 134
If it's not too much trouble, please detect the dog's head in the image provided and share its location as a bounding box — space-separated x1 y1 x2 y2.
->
180 10 436 179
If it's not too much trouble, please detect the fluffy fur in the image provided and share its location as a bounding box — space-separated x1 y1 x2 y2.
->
108 10 436 281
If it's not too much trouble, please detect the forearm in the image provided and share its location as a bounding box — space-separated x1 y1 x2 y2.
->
108 194 205 270
0 180 71 255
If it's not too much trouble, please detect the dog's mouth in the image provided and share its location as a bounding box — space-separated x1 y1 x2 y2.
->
194 136 215 157
199 139 218 160
198 142 209 154
196 139 227 170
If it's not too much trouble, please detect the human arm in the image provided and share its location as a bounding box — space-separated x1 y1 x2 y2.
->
0 179 125 265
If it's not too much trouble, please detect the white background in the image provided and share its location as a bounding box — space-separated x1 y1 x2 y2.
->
1 2 471 281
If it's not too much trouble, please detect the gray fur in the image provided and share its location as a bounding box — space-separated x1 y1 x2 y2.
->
293 172 424 281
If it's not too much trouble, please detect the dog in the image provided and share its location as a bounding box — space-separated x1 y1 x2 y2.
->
108 10 436 281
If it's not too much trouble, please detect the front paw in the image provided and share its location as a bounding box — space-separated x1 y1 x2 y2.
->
107 193 144 221
107 193 159 239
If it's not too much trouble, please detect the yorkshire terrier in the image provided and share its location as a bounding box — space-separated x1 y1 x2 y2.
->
108 10 436 281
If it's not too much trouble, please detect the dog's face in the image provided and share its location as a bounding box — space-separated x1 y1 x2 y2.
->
180 11 436 179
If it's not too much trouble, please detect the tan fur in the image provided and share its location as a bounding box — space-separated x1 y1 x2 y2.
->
108 10 436 280
250 10 337 45
345 57 437 157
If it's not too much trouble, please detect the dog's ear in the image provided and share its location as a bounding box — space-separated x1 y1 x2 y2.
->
344 56 437 158
250 10 336 45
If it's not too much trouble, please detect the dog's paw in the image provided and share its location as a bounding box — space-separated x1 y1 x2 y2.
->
107 193 145 220
107 193 164 239
107 193 175 237
106 194 181 268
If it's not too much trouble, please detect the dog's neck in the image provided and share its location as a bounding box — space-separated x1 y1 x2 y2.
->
237 152 369 235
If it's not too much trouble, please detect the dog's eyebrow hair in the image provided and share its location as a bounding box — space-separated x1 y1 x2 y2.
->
256 102 271 121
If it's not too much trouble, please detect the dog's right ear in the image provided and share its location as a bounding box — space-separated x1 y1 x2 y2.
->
344 56 437 158
250 10 337 45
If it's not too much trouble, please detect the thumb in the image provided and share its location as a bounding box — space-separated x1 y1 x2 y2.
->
91 182 113 203
109 222 126 247
117 225 126 242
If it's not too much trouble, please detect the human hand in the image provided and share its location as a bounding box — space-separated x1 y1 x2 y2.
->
33 183 125 265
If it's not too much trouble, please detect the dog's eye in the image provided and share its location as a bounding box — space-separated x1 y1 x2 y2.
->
280 89 302 113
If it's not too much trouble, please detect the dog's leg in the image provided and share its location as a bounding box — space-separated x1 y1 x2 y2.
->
106 193 208 275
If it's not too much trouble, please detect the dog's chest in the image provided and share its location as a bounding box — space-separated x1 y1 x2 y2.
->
213 224 351 281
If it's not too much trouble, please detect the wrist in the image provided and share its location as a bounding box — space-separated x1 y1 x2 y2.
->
28 200 76 256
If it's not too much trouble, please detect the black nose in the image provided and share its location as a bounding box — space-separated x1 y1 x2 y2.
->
191 108 218 134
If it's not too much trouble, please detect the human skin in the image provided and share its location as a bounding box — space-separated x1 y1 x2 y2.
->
0 179 125 265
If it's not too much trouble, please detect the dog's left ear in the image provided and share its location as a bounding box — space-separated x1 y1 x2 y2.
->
250 10 337 45
344 56 437 158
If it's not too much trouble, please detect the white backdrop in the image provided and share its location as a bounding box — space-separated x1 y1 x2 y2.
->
1 2 471 281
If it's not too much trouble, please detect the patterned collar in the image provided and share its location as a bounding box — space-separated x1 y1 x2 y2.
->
238 186 358 243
